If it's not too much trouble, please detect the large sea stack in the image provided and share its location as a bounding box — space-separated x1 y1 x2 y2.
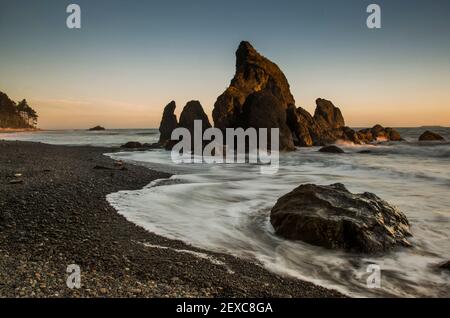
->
212 41 295 151
211 41 403 150
154 42 402 150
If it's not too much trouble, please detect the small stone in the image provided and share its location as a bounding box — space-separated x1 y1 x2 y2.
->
319 145 345 154
93 165 112 170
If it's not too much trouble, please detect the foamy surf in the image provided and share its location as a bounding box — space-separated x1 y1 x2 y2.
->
106 128 450 297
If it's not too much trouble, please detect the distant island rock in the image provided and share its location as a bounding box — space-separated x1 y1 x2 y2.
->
419 130 445 141
270 183 412 253
88 125 106 131
0 91 38 129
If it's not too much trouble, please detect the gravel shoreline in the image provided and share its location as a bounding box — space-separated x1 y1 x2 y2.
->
0 140 344 298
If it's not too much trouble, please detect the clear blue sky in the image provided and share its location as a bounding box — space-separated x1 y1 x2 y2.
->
1 0 449 128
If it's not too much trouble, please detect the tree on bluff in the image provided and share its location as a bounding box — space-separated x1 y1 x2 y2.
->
0 92 38 128
17 99 38 127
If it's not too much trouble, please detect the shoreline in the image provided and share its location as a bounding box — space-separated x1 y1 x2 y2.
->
0 128 41 133
0 140 345 298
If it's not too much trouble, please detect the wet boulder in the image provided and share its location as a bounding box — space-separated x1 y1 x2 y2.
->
120 141 143 149
270 183 412 253
385 127 403 141
370 125 402 142
357 128 374 144
319 145 344 154
357 125 402 143
419 130 445 141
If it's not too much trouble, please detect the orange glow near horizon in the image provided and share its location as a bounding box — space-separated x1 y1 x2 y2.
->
17 87 450 130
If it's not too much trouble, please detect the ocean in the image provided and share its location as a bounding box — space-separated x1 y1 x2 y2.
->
1 127 449 297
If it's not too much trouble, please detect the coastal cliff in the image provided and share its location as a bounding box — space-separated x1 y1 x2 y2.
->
0 91 38 129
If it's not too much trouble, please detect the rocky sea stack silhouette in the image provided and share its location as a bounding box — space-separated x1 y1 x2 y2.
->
156 100 212 150
158 101 178 148
155 41 403 150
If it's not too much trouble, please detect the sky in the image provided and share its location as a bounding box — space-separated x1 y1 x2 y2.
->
0 0 449 129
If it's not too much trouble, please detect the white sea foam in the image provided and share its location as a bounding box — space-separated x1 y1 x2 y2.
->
106 129 450 297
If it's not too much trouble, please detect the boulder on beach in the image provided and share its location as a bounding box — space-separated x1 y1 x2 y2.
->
89 125 105 131
319 145 344 154
270 183 412 253
158 101 178 147
419 130 445 141
120 141 143 149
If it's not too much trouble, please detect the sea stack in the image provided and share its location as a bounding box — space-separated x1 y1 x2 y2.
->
158 101 178 147
212 41 295 151
179 100 211 133
211 41 403 150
